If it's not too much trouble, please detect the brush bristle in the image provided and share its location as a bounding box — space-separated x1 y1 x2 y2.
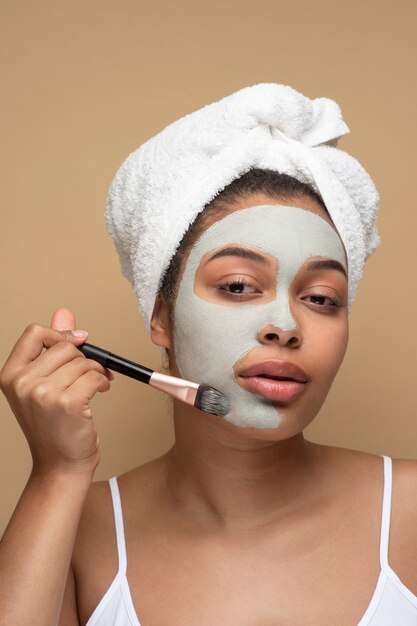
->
195 384 230 416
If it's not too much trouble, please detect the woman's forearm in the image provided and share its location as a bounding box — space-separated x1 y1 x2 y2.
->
0 468 93 626
0 320 111 625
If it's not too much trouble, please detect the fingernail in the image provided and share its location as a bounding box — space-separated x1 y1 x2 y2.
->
72 330 88 338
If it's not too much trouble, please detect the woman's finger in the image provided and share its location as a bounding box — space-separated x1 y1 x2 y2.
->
42 355 113 390
50 307 77 332
8 347 114 397
2 324 88 372
15 340 88 381
59 369 112 418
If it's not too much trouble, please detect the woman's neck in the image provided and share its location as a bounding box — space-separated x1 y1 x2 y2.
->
163 402 324 531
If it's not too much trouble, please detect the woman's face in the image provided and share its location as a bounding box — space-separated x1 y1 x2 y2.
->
162 193 349 440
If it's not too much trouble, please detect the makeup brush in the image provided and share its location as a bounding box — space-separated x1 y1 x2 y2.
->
78 342 230 417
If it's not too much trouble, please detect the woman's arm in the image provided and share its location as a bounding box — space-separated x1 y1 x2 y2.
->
0 469 91 626
0 317 112 626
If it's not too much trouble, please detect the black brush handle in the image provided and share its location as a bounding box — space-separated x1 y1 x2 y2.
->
78 342 153 384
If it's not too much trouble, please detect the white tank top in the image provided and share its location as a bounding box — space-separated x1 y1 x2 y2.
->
85 456 417 625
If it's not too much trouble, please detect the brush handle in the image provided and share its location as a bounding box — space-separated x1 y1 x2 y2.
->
78 342 153 384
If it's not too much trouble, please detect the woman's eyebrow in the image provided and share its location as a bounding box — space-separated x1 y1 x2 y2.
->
305 258 347 278
207 247 268 265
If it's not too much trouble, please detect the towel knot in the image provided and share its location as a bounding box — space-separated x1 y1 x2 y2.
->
269 97 350 148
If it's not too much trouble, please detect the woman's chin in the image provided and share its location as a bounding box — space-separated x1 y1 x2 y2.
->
202 402 318 442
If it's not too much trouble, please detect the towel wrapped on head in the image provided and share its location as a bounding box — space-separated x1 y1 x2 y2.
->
106 83 380 328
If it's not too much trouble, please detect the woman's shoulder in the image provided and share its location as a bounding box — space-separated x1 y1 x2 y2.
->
321 444 417 554
318 442 417 479
313 443 417 518
75 454 167 539
308 444 417 598
70 458 166 623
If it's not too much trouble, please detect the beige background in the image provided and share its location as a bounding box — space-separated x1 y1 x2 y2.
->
1 0 416 532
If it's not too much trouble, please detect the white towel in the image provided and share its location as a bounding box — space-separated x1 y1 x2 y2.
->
106 83 379 328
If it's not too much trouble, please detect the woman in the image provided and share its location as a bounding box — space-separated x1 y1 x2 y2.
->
1 84 417 626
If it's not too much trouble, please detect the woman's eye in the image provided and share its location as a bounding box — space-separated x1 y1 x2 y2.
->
303 294 338 307
218 280 257 295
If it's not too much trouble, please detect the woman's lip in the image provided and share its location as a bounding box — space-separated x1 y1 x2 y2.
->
236 375 307 402
235 359 308 383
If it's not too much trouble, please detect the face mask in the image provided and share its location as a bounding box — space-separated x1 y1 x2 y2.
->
173 205 347 429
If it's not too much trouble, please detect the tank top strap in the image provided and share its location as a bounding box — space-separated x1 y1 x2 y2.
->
379 455 392 571
109 477 128 576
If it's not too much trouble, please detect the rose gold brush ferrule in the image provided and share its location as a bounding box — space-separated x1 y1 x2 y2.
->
149 371 200 406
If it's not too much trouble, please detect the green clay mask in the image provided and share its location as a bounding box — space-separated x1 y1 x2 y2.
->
173 205 347 429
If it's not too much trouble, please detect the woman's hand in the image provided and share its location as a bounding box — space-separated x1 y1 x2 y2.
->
0 308 113 477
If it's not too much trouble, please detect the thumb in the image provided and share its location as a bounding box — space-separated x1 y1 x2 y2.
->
51 307 77 332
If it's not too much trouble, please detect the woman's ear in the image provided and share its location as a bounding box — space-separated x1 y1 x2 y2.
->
150 295 172 350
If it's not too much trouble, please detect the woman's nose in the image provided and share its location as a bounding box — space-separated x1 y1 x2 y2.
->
257 323 302 348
